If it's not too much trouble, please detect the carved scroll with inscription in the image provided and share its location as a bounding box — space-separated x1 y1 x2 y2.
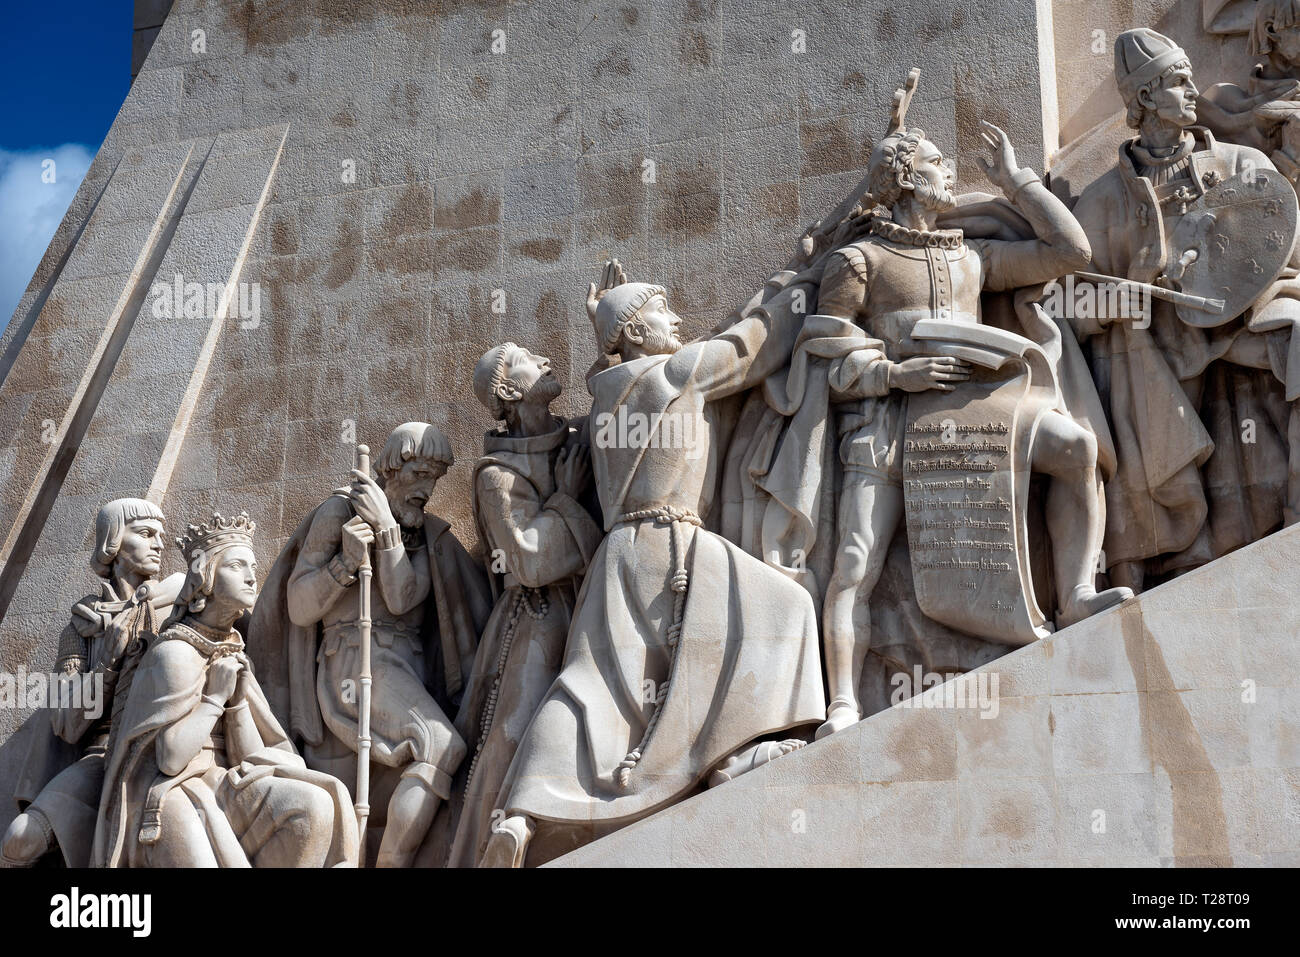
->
902 320 1060 645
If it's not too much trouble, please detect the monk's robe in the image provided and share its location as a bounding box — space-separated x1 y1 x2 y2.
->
492 292 825 864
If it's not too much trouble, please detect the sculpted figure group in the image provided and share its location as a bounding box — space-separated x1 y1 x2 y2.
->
6 23 1299 868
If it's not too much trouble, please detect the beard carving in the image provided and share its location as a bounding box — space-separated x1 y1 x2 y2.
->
641 327 683 355
521 370 563 406
912 176 957 212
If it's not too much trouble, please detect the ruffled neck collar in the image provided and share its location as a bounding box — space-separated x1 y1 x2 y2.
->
869 216 965 249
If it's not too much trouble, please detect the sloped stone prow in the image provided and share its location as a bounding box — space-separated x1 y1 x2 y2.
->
550 525 1300 867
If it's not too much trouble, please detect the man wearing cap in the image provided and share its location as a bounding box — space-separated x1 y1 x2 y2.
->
480 262 826 867
1071 28 1300 591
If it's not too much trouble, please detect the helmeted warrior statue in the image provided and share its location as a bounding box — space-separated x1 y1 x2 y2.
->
250 423 491 867
4 499 182 868
93 512 358 867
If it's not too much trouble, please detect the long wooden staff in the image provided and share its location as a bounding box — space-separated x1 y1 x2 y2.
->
354 444 374 850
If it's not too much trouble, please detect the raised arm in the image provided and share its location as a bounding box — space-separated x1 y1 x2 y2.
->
663 282 806 402
976 121 1091 291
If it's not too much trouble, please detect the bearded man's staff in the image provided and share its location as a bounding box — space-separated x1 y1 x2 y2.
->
354 443 374 848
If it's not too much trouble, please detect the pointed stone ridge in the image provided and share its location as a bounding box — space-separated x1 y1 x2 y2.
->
551 525 1300 867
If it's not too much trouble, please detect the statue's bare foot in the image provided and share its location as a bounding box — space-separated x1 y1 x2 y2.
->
479 814 532 869
1057 584 1134 630
814 699 860 741
707 738 807 787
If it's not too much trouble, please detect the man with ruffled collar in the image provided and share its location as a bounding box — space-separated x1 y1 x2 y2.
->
810 83 1130 737
93 512 357 867
5 498 182 868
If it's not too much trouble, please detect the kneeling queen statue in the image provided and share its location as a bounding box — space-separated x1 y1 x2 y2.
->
93 512 358 868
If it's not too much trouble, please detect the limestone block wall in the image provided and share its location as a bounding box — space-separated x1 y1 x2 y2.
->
555 525 1300 867
1051 0 1251 149
134 0 176 79
0 0 1058 830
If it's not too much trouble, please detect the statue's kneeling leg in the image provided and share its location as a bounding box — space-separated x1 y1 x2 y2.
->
141 787 220 867
1032 412 1133 627
1 809 53 867
220 774 336 868
374 711 463 869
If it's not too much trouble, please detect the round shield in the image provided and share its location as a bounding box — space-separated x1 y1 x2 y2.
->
1165 166 1299 328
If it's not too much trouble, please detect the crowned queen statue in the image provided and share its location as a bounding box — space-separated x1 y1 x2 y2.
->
93 511 358 868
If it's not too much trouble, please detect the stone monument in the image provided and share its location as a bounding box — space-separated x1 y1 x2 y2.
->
0 0 1294 869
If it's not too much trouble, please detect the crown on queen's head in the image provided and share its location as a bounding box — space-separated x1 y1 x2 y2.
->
176 511 256 563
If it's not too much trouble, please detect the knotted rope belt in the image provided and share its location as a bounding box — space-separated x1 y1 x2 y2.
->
612 506 702 788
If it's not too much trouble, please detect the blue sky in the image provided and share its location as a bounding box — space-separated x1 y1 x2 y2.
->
0 3 132 332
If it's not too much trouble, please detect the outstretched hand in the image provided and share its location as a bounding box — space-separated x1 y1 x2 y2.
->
977 120 1020 192
586 259 628 328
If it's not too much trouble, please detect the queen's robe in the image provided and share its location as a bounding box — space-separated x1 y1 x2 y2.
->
93 620 358 867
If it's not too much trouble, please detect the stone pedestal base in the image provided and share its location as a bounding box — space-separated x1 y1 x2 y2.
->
552 525 1300 867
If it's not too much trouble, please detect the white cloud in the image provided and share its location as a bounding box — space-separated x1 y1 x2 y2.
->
0 144 95 335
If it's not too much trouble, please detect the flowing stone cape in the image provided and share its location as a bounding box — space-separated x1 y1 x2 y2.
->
248 496 492 751
719 193 1115 708
92 626 357 867
496 307 824 845
1072 128 1300 570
